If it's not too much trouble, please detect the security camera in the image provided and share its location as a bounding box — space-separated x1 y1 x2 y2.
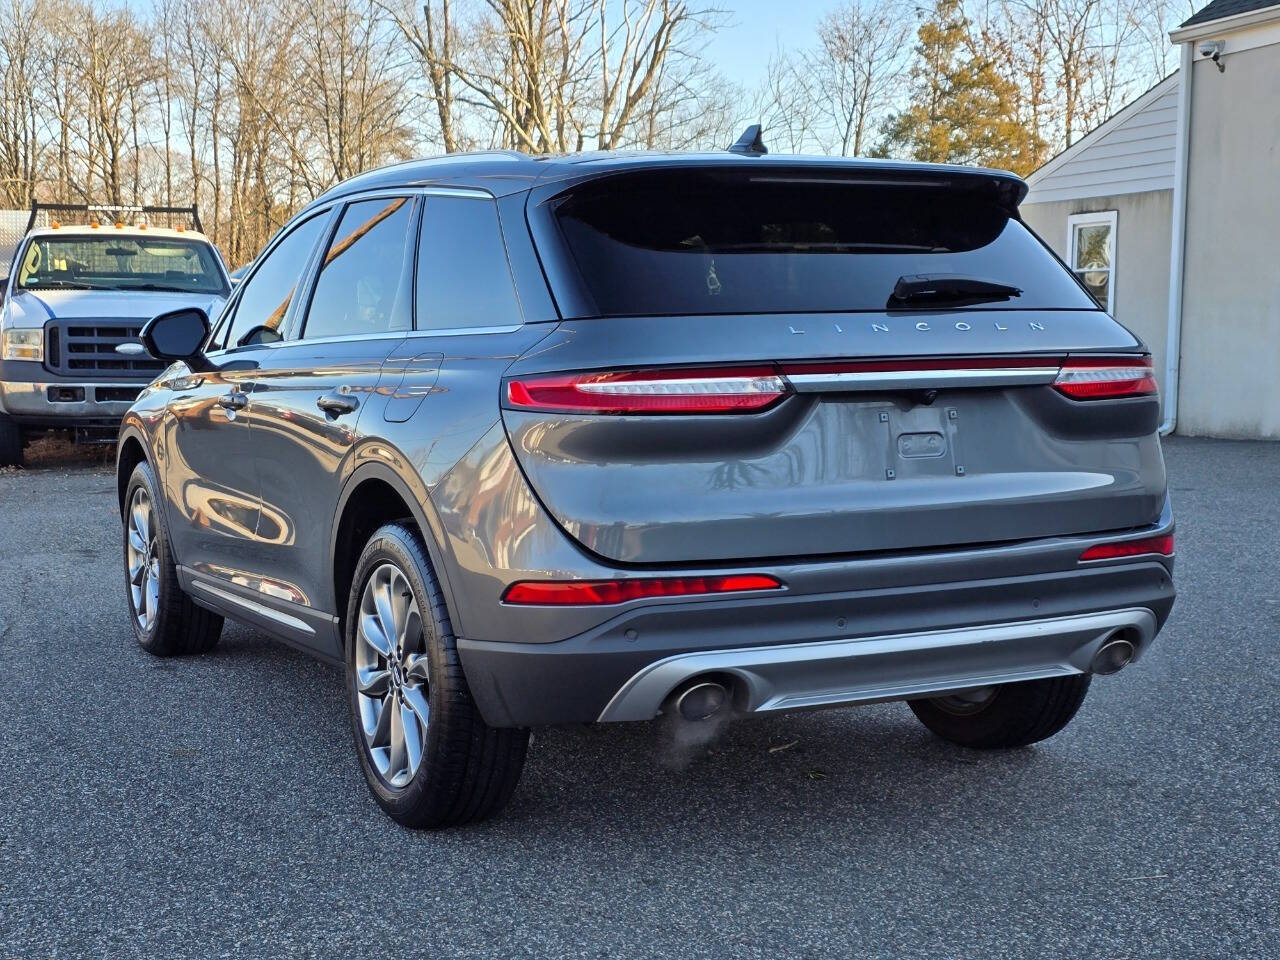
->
1199 39 1225 71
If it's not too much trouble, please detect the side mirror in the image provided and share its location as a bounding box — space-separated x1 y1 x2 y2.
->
140 308 211 370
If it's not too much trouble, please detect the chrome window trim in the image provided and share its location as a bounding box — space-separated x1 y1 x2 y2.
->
225 324 528 351
407 324 525 338
327 185 494 202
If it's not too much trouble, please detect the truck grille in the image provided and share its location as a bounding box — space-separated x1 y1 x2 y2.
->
44 319 164 377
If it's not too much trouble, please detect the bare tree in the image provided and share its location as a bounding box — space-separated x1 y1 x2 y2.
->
807 0 913 157
386 0 726 153
0 0 43 206
295 0 416 183
753 48 820 154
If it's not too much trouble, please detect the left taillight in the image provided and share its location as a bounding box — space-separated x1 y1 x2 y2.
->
1053 355 1157 400
504 366 789 414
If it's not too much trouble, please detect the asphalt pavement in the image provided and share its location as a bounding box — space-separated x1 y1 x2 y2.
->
0 437 1277 959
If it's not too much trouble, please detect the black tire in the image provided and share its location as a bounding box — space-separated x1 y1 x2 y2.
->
345 522 528 828
908 674 1091 749
0 414 22 467
122 461 223 656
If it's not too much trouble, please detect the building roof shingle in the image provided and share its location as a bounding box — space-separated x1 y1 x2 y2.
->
1181 0 1280 28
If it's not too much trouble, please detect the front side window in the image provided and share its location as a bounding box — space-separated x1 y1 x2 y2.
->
417 196 523 330
302 197 416 340
1067 210 1117 312
219 212 330 350
17 235 227 295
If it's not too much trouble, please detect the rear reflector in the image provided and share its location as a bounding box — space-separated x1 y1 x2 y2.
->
1079 534 1174 562
502 574 783 606
1054 355 1157 399
505 366 788 414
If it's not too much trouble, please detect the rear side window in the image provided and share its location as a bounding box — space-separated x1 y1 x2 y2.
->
303 197 416 339
551 171 1098 316
416 196 523 330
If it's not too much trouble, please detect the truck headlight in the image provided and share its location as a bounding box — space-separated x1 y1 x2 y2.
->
1 328 43 361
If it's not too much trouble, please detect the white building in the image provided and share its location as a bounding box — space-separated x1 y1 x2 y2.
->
1021 0 1280 439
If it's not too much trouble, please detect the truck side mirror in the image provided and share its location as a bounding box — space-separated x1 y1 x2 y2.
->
141 308 211 371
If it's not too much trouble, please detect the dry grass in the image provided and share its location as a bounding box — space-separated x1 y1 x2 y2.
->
5 432 115 472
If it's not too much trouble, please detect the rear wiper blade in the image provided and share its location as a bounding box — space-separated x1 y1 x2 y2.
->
890 274 1022 306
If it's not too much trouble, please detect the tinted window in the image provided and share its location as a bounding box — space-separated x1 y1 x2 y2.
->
303 197 416 340
552 171 1098 316
222 212 328 349
417 197 522 329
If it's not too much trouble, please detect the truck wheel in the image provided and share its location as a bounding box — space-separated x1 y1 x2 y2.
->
123 461 223 655
0 414 22 467
908 674 1091 749
345 522 528 828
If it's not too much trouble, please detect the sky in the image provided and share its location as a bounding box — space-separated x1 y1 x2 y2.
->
702 0 840 90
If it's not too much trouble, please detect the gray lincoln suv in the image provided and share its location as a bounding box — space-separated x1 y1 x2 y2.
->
117 146 1175 827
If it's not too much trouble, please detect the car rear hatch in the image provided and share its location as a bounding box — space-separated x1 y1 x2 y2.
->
502 165 1166 565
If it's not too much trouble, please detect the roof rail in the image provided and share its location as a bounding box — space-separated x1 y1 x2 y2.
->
727 124 768 156
26 202 203 233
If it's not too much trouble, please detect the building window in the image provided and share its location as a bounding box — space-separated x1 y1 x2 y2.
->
1067 210 1117 312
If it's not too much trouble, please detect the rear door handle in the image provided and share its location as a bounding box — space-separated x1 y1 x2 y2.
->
317 391 359 418
217 391 249 411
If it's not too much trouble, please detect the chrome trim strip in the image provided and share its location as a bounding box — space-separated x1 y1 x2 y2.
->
598 608 1157 722
420 187 493 199
258 330 411 348
404 324 525 338
190 579 315 635
221 323 527 351
786 367 1060 391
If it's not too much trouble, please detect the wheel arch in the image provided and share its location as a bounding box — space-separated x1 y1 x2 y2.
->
331 461 464 647
116 425 151 515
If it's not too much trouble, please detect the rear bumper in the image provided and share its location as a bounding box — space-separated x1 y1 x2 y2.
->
456 558 1175 727
0 378 144 427
598 607 1155 721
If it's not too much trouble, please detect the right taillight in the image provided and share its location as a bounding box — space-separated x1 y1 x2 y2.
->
1053 355 1157 400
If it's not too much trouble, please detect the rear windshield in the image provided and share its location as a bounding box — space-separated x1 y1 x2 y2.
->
551 171 1097 316
17 234 228 295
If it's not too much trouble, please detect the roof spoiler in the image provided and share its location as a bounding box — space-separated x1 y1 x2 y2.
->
26 202 203 233
727 124 767 156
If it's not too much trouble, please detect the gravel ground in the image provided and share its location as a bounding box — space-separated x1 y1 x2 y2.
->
0 436 1277 959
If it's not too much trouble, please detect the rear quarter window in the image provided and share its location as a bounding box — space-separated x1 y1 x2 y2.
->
416 196 523 330
550 170 1098 317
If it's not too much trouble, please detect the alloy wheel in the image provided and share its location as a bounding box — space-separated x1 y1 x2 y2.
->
126 487 160 631
355 562 429 788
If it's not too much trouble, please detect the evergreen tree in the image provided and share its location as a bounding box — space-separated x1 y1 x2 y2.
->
879 0 1043 175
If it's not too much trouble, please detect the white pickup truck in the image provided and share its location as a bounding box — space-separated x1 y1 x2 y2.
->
0 204 230 465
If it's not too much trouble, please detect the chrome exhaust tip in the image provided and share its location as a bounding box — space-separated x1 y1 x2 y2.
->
1091 633 1137 675
672 680 731 722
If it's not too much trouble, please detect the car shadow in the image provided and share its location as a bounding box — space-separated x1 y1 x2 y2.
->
203 623 1079 847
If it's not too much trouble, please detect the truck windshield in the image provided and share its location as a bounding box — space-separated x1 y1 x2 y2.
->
551 169 1097 316
16 235 228 295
